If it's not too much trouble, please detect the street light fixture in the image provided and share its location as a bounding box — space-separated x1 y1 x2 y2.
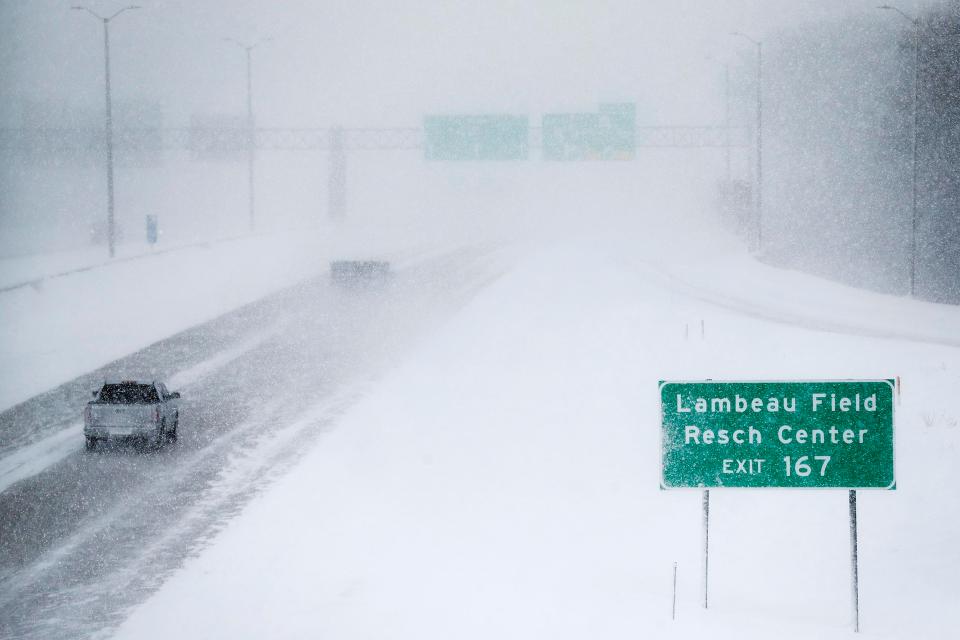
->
224 37 271 232
731 31 763 253
71 5 141 259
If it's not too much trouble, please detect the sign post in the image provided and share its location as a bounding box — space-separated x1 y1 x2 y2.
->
702 488 709 609
849 489 860 632
146 215 158 246
328 126 346 220
660 380 895 632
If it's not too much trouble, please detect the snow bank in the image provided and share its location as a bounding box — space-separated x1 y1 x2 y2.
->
111 232 960 639
647 251 960 347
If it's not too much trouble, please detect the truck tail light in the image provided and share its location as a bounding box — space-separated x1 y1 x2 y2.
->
154 407 161 423
84 406 91 421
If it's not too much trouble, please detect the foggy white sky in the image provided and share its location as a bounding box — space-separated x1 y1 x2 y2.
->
1 0 930 129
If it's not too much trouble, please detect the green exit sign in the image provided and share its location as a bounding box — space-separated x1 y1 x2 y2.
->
660 380 895 489
542 102 635 161
424 115 529 161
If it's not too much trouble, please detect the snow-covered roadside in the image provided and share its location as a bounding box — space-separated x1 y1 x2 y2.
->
111 236 960 639
0 230 319 412
641 251 960 347
0 233 268 292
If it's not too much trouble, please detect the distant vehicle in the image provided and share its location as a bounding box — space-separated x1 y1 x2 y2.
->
84 380 180 450
330 260 391 286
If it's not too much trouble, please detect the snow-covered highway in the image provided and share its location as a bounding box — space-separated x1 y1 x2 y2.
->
2 220 960 639
0 248 500 640
6 1 960 638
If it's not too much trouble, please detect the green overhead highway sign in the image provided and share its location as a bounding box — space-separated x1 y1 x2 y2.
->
542 113 599 161
424 115 529 161
660 380 895 489
597 102 635 158
542 102 635 161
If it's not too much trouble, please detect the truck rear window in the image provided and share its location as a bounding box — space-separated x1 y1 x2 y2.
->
97 384 160 404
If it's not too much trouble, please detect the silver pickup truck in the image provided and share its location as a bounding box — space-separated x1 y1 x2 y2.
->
84 380 180 450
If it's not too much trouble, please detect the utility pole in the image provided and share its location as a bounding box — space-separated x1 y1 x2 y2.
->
72 5 140 258
225 37 270 232
732 31 763 253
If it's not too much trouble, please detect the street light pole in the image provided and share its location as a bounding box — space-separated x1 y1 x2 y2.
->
225 37 270 232
245 46 254 232
725 62 732 182
879 6 960 297
732 32 763 252
909 22 919 298
705 54 733 182
103 17 115 256
879 5 921 297
72 5 140 259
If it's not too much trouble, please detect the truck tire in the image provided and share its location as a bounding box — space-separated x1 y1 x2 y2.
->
85 436 97 451
153 422 165 450
166 417 178 444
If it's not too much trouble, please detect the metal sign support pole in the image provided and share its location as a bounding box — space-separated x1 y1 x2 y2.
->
245 46 256 231
849 489 860 633
328 127 347 220
703 489 710 608
672 562 678 620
